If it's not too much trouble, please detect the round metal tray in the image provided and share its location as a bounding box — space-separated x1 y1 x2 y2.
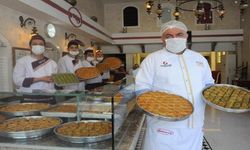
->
0 116 62 139
202 84 250 113
54 120 112 143
136 92 194 121
0 103 50 117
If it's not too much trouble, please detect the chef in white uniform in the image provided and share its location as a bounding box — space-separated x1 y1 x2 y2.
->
13 34 57 104
82 47 103 90
57 40 85 90
95 50 110 83
135 20 214 150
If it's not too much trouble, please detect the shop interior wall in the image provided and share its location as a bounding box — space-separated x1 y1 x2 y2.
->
104 0 240 33
77 0 104 26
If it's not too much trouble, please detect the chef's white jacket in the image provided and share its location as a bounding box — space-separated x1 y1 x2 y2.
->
57 54 85 90
82 60 103 84
13 55 57 91
135 48 214 150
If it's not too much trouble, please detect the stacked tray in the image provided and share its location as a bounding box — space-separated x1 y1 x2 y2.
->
0 116 62 139
137 91 194 121
54 120 112 143
52 73 79 87
81 103 112 119
0 103 50 117
202 84 250 113
41 103 77 118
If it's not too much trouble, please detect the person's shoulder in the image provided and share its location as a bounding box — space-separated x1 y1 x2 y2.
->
16 55 32 63
186 49 207 61
146 48 165 58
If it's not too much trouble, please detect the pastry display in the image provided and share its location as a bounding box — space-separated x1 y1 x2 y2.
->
47 105 77 113
202 84 250 111
96 63 110 73
0 103 49 112
103 57 122 70
52 73 79 86
75 67 100 80
0 116 61 132
55 121 112 137
0 114 6 122
137 91 193 120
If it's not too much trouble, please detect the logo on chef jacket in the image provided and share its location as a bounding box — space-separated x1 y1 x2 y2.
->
160 61 172 67
68 7 82 28
157 128 174 135
196 61 204 67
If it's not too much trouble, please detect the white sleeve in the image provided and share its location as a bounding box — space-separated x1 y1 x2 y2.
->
57 58 67 73
135 55 155 95
13 59 26 88
202 57 214 86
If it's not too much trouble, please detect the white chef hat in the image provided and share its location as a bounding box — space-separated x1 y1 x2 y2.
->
160 20 188 35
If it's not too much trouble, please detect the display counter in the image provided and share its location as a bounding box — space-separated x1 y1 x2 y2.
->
0 76 144 150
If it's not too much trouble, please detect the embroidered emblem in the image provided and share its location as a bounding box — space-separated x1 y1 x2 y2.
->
196 61 204 67
157 128 174 135
160 61 172 67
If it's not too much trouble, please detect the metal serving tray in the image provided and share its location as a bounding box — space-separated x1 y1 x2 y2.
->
202 84 250 113
40 103 77 118
136 92 194 122
0 103 50 117
52 73 79 87
54 120 112 143
0 116 62 139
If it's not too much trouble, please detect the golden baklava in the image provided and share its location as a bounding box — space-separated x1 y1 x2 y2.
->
203 85 250 109
137 91 193 118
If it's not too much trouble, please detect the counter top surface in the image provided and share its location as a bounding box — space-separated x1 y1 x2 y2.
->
0 108 145 150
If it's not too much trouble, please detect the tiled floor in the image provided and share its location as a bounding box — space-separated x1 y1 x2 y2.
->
204 106 250 150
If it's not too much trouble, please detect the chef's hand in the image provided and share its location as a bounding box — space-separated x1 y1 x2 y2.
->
34 76 53 83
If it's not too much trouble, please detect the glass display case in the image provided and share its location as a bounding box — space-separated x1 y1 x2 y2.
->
0 76 144 150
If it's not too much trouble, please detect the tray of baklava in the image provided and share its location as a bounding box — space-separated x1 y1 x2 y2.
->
202 84 250 113
0 103 50 117
137 91 194 121
54 120 112 143
40 103 77 118
0 116 62 139
81 103 112 119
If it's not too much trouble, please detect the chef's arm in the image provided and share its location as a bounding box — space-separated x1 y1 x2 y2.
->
135 56 154 96
57 58 67 73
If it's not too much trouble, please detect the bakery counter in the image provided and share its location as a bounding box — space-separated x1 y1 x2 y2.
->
0 108 145 150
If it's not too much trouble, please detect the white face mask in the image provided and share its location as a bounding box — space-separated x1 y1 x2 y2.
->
69 51 79 56
96 57 103 62
32 45 45 55
165 38 187 54
87 57 94 62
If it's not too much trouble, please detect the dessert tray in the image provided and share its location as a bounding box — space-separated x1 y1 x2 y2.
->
54 120 112 143
137 91 193 121
52 73 79 87
75 67 100 80
0 116 62 139
202 84 250 113
103 57 122 70
0 103 50 117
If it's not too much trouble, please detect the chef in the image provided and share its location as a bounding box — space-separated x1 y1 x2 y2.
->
135 20 214 150
82 47 103 90
57 40 85 90
13 34 57 104
95 50 110 83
